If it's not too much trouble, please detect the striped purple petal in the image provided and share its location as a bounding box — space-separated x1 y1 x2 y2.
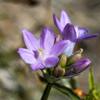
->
50 40 70 56
22 29 39 50
40 28 55 52
18 48 36 64
75 27 99 41
60 10 71 28
44 56 59 68
79 33 99 40
53 14 63 32
63 24 77 42
31 60 44 70
53 10 71 33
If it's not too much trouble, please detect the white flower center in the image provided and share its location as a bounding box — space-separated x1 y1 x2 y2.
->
38 48 44 57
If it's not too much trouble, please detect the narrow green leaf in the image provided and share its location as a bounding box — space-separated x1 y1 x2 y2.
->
88 66 95 90
93 89 100 100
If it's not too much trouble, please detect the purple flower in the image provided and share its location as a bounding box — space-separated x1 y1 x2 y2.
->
65 58 91 77
53 10 98 56
53 10 98 40
18 28 70 70
53 10 71 33
62 24 97 42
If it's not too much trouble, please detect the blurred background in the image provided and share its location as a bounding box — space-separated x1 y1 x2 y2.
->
0 0 100 100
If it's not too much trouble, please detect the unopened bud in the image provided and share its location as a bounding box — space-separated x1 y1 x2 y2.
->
59 54 67 68
71 48 83 62
54 66 65 77
65 58 91 77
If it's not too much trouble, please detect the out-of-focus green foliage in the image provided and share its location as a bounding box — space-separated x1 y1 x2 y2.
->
84 67 100 100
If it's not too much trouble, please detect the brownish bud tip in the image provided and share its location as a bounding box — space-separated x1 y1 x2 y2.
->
54 66 65 77
71 48 83 62
59 54 67 68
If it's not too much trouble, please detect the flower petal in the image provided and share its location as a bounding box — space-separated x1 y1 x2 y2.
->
65 58 91 77
53 10 71 33
22 29 39 50
30 60 44 70
79 33 99 40
53 14 63 32
63 24 77 42
78 27 88 36
18 48 36 64
75 27 99 40
50 40 70 56
44 56 59 68
40 28 55 52
64 42 75 56
60 10 71 29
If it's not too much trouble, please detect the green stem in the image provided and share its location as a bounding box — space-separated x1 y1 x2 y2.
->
89 66 95 90
69 78 77 89
41 83 52 100
53 83 80 100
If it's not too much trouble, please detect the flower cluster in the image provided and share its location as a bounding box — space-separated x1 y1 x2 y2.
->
18 10 98 77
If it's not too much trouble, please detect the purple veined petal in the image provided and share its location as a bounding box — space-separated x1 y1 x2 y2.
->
53 14 63 32
64 42 75 56
40 27 55 52
60 10 71 29
18 48 37 64
22 29 39 50
78 27 88 35
74 26 88 39
30 60 44 70
44 56 59 68
75 27 99 41
65 58 91 77
50 40 70 56
78 33 99 40
63 24 77 42
33 50 39 59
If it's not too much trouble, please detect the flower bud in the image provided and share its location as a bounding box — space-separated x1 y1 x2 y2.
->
65 58 91 77
70 48 83 62
54 65 65 77
59 54 67 68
